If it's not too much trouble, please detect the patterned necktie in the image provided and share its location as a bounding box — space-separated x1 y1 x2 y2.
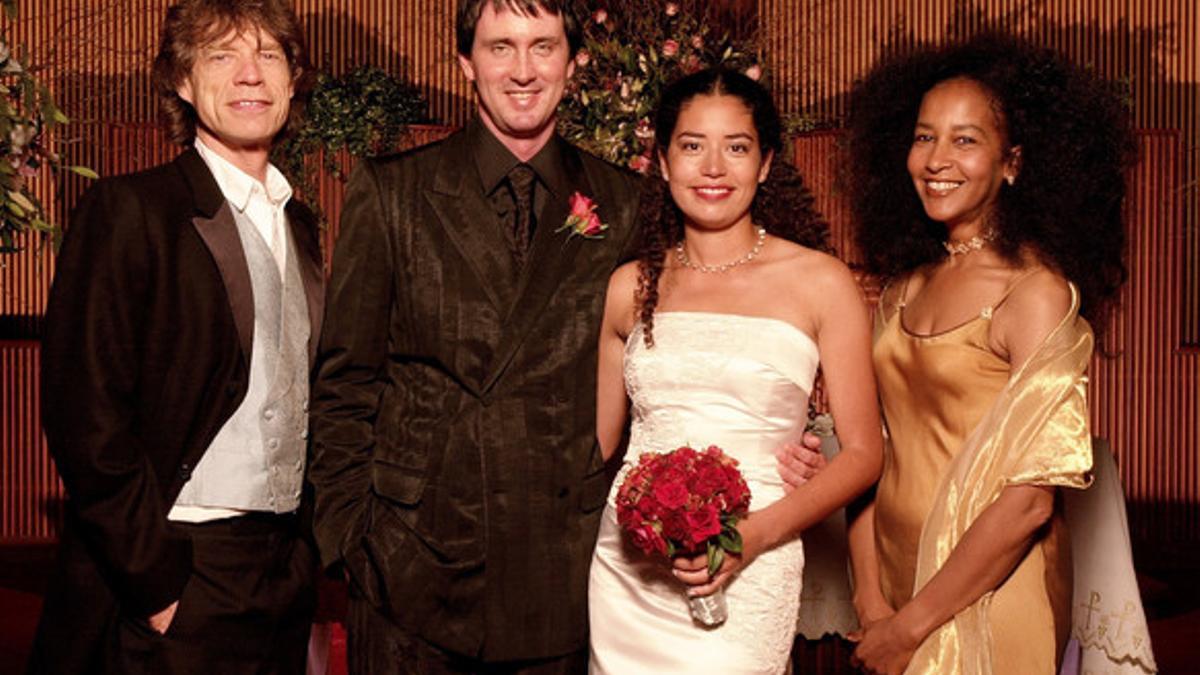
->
507 163 536 265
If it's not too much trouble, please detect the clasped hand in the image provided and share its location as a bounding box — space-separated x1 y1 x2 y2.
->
848 610 920 675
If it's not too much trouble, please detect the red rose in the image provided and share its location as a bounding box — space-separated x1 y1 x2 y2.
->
691 463 731 497
662 509 690 543
636 494 659 519
685 505 722 545
662 39 679 57
653 479 689 510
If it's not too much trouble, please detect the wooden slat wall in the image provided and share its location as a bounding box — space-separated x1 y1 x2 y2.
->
0 1 1196 546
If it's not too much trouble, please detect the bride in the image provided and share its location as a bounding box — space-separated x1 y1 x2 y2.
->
587 68 882 674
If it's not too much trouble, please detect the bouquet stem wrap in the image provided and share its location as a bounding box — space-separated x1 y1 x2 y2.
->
688 589 728 626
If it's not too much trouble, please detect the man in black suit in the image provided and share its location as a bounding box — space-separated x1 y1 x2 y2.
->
308 1 640 672
29 1 322 672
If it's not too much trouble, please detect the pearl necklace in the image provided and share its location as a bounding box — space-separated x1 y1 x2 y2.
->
944 228 998 256
676 226 768 273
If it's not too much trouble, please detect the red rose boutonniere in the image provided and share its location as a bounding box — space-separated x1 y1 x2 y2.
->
558 191 608 240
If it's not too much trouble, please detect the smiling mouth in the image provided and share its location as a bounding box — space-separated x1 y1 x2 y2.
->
693 186 734 200
924 180 962 194
507 90 540 102
231 100 271 110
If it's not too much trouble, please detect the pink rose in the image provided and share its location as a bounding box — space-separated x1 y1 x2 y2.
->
744 64 763 81
575 50 590 67
581 212 604 236
666 3 679 16
568 191 594 217
592 9 607 24
685 505 722 545
560 192 609 239
691 35 704 50
629 154 652 174
662 39 679 58
630 523 669 556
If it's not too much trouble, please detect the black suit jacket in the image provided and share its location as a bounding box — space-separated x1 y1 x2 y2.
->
32 149 324 673
309 127 641 660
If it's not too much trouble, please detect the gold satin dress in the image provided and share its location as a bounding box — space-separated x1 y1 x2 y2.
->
872 291 1073 673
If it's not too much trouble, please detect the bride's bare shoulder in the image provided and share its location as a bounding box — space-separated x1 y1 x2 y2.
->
767 239 859 296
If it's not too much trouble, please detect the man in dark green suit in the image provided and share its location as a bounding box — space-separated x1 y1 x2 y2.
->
308 1 641 672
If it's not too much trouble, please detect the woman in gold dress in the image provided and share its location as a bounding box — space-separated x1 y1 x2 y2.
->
841 35 1135 674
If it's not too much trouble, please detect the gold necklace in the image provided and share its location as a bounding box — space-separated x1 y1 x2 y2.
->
943 228 998 256
675 227 768 273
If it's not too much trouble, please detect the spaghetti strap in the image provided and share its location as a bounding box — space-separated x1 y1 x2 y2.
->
983 268 1042 317
897 274 914 309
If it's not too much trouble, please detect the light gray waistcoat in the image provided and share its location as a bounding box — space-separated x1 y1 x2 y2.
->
174 206 310 513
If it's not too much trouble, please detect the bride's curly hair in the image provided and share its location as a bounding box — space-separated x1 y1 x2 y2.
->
636 68 830 347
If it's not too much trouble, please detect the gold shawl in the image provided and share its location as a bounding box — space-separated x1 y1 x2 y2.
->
879 283 1095 674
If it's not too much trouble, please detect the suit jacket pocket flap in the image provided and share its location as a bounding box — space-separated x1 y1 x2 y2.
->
371 460 426 505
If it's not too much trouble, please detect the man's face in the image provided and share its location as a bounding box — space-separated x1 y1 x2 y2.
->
177 26 294 159
458 3 575 147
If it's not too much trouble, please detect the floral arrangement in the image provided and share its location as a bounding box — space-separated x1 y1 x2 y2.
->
0 6 95 252
273 65 426 199
559 1 762 174
616 443 751 564
615 444 751 624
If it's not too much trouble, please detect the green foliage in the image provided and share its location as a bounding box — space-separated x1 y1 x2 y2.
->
558 0 762 173
0 32 94 252
273 65 427 199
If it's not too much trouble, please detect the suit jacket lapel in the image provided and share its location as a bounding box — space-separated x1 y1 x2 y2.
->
178 149 255 361
286 201 325 365
425 132 519 311
483 142 593 392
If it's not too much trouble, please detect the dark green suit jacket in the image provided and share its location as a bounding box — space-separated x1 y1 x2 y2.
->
309 125 641 660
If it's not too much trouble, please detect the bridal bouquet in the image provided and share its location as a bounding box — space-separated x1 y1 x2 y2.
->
615 445 751 626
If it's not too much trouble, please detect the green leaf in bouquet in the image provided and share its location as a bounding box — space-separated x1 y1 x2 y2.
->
707 541 724 577
718 524 743 554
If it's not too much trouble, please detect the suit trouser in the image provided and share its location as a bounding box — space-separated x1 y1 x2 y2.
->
109 512 317 675
346 595 587 675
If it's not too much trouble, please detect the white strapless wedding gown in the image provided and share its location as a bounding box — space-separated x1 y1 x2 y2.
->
588 311 819 674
